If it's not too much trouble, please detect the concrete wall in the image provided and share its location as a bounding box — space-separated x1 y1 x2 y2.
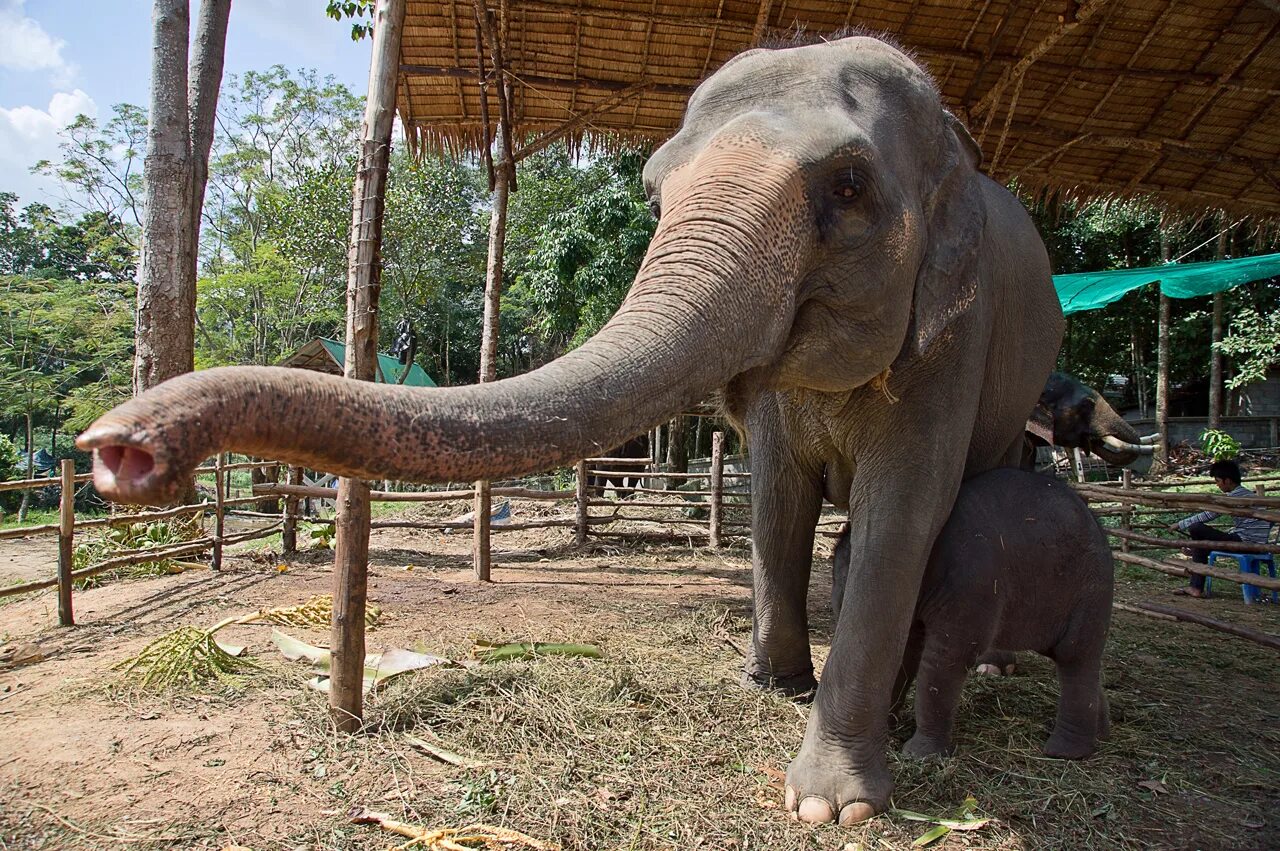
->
1126 416 1280 450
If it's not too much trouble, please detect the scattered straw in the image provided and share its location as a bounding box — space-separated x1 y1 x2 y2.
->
113 626 257 690
350 808 560 850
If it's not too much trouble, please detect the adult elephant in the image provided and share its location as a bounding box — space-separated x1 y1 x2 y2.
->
78 36 1063 824
1024 372 1154 474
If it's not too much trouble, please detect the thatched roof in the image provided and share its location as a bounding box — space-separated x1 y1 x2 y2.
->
399 1 1280 218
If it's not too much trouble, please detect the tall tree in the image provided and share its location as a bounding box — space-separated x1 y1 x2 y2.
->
135 0 231 392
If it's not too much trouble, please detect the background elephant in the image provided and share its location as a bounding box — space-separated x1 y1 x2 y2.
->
1024 372 1154 475
79 35 1064 824
587 433 650 498
833 469 1113 761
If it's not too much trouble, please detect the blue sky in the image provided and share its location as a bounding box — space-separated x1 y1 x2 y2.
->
0 0 373 206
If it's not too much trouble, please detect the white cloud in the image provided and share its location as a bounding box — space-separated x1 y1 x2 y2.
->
0 89 97 204
0 0 78 86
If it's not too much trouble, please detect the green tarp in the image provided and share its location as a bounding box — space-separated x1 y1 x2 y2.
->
1053 251 1280 315
317 338 436 387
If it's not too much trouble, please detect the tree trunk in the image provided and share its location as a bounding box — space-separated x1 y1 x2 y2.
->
186 0 231 292
1155 227 1171 468
666 415 688 473
1208 227 1227 430
136 0 193 393
17 412 33 523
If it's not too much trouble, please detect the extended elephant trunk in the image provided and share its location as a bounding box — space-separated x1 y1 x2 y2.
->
79 139 809 505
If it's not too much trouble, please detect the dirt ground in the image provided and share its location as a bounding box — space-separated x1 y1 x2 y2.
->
0 503 1276 850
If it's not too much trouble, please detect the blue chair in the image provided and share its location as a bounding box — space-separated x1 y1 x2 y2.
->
1204 552 1278 604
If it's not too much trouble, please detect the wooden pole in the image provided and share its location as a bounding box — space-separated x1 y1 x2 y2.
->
575 459 589 545
1155 225 1171 468
1120 468 1132 554
1116 599 1280 653
709 431 724 549
282 465 301 554
57 459 75 627
212 452 225 571
331 0 406 734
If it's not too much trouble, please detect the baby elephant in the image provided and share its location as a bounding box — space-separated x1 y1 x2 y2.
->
832 468 1113 760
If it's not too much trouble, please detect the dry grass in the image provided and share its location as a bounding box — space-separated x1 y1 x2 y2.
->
2 516 1276 850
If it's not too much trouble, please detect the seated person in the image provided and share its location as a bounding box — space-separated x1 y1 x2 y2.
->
1169 459 1272 598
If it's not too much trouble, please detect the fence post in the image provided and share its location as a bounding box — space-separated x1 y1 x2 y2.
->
57 458 75 627
575 459 589 545
473 482 492 581
282 465 301 555
212 452 225 571
1120 468 1132 554
1072 448 1086 483
709 431 724 549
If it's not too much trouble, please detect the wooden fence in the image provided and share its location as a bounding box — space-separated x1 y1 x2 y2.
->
0 456 285 624
1074 470 1280 652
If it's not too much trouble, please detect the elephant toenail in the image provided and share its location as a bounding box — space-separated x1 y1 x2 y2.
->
839 801 878 825
784 785 797 811
797 796 835 823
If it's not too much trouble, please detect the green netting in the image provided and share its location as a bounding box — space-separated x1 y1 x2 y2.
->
1053 251 1280 315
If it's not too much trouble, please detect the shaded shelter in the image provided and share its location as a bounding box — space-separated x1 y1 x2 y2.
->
279 338 437 387
399 0 1280 218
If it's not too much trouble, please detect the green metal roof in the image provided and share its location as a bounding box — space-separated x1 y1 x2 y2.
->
278 338 436 387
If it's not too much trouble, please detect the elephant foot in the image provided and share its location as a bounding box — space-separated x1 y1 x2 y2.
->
1042 731 1096 760
783 740 890 825
974 650 1017 677
741 665 817 700
902 732 952 760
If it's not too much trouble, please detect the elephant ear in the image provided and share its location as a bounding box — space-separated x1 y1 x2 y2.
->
905 110 987 357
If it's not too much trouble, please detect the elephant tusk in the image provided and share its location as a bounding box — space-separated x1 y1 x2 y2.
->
1138 433 1161 445
1101 435 1155 455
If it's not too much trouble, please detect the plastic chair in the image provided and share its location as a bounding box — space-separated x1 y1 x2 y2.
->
1204 552 1278 604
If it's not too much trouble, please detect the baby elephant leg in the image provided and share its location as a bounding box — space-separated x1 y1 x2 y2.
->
1044 655 1106 759
903 634 976 759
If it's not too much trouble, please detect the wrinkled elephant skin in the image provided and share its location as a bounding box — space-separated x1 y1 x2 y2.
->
79 36 1064 824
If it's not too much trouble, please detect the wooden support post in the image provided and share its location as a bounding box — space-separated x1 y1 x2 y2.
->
1208 227 1227 430
331 0 406 734
212 452 225 571
575 459 589 545
57 459 75 627
282 465 301 554
1155 226 1171 468
1120 468 1132 554
709 431 724 549
1073 448 1087 483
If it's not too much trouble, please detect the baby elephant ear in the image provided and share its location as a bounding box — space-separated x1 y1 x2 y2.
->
907 112 987 356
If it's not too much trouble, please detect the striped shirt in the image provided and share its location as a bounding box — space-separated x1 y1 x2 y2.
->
1176 485 1274 543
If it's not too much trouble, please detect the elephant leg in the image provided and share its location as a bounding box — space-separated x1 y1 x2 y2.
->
785 453 966 825
889 622 924 725
743 397 824 697
1043 654 1105 759
902 632 974 759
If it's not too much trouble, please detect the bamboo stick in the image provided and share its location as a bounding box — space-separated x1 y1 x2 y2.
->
1073 483 1280 523
0 523 59 540
57 459 75 626
1114 599 1280 652
0 473 92 492
1113 551 1280 591
1105 527 1280 554
1120 469 1133 554
582 456 652 465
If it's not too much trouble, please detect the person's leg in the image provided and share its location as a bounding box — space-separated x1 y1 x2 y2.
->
1184 523 1237 594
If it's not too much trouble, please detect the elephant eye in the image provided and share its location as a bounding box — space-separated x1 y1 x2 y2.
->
833 176 865 202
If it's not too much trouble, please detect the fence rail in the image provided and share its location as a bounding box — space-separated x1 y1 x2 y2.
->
1075 471 1279 653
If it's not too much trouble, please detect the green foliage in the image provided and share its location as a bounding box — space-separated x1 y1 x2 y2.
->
0 434 21 512
1199 428 1241 461
74 514 205 587
325 0 376 40
504 148 655 364
1215 306 1279 390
